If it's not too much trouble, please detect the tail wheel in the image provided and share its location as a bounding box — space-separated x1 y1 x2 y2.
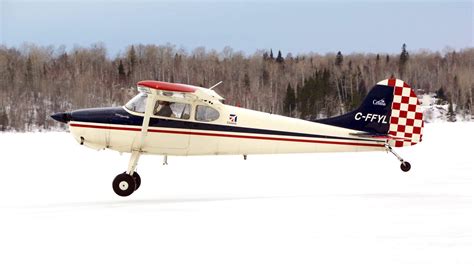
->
132 172 141 191
112 173 135 197
400 161 411 172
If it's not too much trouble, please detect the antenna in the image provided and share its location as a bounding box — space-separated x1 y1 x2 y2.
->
208 81 223 90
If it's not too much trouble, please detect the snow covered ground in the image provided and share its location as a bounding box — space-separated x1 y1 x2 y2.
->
0 123 472 266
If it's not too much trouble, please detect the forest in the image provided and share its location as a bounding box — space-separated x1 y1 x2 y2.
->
0 43 473 131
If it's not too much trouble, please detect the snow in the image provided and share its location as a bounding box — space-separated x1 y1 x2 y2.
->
419 93 472 122
0 123 472 266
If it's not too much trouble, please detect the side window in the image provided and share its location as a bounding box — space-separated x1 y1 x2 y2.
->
178 103 191 119
195 105 220 122
154 101 191 120
172 102 191 119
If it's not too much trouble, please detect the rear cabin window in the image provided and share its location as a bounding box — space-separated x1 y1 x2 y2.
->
195 105 219 122
154 101 191 120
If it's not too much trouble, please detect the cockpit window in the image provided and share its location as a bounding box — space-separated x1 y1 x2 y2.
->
154 101 191 120
125 93 147 113
195 105 219 122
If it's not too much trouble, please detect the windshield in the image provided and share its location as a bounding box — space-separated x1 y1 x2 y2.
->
125 92 147 113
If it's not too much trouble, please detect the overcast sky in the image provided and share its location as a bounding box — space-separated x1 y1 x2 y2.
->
1 0 472 56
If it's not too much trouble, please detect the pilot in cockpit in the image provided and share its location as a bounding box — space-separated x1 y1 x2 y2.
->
155 101 173 117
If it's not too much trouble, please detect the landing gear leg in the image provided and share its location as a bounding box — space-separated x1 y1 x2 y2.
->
163 155 168 166
127 151 141 176
112 151 142 197
385 144 411 172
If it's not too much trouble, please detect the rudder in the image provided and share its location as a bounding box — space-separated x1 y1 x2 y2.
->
379 79 424 147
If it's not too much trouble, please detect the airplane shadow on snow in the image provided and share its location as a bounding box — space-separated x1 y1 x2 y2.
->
17 193 465 213
20 195 290 212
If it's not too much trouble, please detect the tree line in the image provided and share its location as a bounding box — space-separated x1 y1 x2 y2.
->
0 43 472 131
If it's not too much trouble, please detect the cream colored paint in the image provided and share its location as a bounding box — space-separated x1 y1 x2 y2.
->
69 102 385 156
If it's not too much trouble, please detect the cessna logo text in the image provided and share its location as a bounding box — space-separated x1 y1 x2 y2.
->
372 99 386 106
354 112 388 124
115 113 130 119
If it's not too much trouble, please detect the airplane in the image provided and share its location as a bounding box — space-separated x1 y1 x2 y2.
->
51 78 424 197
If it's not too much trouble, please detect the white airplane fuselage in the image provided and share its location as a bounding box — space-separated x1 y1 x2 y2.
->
68 104 385 156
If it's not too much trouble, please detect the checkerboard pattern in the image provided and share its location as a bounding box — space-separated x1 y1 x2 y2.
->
377 79 424 147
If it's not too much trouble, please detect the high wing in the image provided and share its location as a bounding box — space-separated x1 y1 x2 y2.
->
137 80 224 104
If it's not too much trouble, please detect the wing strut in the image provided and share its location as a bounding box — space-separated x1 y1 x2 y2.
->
127 93 156 175
138 94 157 149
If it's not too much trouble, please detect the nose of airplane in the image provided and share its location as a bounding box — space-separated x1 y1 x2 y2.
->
51 112 72 124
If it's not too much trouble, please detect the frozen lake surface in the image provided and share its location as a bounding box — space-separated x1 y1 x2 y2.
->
0 123 472 266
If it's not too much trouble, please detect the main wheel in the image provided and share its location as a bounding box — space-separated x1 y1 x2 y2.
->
112 173 135 197
132 172 141 191
400 161 411 172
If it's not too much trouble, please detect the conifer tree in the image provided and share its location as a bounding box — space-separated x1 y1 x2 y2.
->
276 50 284 63
283 83 296 116
128 45 137 76
335 51 343 67
447 100 457 122
0 107 8 131
399 43 409 78
436 87 447 104
118 60 126 82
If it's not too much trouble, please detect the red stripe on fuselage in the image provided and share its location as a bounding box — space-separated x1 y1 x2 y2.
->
69 123 385 148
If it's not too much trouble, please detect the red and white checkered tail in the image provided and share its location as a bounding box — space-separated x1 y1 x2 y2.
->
377 79 424 147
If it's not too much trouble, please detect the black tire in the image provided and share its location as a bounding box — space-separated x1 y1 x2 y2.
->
132 172 141 191
400 161 411 172
112 173 135 197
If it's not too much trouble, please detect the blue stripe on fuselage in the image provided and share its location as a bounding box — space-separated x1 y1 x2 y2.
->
70 107 383 143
